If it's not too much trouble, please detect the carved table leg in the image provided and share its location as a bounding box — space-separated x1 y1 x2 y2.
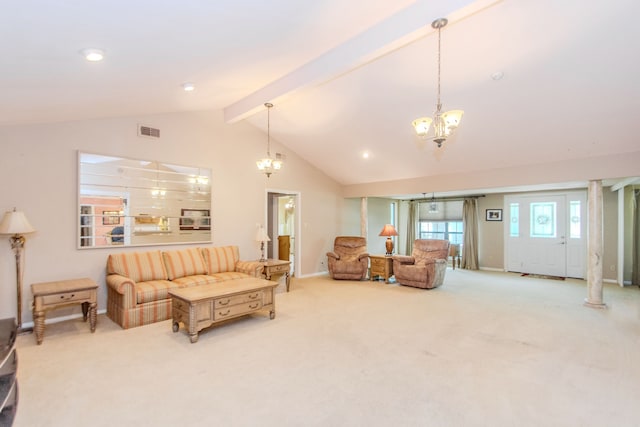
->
89 302 97 332
285 272 290 292
34 311 45 345
270 310 276 320
188 304 198 343
81 301 89 321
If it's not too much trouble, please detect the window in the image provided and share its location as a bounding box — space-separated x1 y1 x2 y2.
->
530 202 556 238
510 203 519 237
569 200 581 239
417 199 463 245
419 221 463 244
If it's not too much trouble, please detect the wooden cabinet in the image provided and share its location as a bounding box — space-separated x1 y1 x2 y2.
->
278 235 290 261
0 317 18 426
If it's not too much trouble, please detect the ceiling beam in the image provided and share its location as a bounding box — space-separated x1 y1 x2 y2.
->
610 177 640 192
223 0 501 123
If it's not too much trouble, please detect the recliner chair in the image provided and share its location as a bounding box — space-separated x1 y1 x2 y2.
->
326 236 369 280
392 239 450 289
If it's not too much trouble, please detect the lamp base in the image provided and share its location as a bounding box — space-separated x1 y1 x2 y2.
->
385 238 394 256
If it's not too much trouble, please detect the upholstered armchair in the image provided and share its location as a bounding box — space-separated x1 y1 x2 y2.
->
326 236 369 280
392 239 450 289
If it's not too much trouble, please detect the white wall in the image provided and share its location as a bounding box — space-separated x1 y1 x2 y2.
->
0 109 343 323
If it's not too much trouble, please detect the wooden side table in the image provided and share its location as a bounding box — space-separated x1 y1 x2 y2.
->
260 259 291 292
370 255 394 283
31 278 98 345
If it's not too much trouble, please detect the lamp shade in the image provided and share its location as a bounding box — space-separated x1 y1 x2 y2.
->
379 224 398 237
412 117 432 138
0 210 35 235
442 110 464 130
255 227 271 242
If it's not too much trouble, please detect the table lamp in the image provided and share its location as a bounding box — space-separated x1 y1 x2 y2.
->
379 224 398 255
0 208 36 330
255 226 271 262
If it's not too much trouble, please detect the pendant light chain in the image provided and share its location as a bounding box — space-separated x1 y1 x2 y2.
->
266 103 272 156
436 23 442 110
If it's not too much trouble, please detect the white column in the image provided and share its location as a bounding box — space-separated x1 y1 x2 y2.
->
585 180 606 308
360 197 368 238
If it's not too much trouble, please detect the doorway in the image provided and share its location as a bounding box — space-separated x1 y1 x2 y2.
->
267 190 300 277
505 191 587 278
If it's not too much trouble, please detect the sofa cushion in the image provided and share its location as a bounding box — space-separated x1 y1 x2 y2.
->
136 280 176 304
107 251 168 283
163 248 208 280
172 275 219 287
210 271 252 281
201 246 239 274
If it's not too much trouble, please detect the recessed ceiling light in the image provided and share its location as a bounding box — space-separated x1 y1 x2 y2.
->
491 71 504 81
362 151 370 159
80 48 104 62
182 82 195 92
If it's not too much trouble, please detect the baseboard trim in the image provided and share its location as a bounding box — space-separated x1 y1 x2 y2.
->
297 271 329 279
479 267 505 272
21 309 107 329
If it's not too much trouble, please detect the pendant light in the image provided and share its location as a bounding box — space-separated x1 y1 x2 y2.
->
256 103 283 177
412 18 463 148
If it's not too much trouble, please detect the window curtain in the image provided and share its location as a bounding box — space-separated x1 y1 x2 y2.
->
461 198 479 270
405 201 417 255
633 189 640 286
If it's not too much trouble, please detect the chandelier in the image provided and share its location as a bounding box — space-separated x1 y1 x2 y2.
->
412 18 463 148
256 102 283 177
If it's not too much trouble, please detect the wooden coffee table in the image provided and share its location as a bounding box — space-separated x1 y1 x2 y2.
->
169 278 278 343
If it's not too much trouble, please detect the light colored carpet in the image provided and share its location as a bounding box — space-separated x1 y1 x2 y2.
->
14 270 640 427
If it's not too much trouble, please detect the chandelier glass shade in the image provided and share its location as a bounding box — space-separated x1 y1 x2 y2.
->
256 102 283 177
412 18 463 148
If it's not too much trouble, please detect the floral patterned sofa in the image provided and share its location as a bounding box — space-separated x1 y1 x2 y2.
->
106 246 263 329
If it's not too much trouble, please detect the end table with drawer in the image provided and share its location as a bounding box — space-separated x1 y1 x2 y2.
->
260 259 291 292
31 278 98 345
370 255 394 283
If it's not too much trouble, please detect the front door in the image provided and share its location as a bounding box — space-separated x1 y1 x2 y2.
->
505 191 586 278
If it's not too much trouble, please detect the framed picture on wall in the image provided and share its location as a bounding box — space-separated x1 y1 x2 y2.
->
102 211 120 225
180 208 211 230
486 209 503 221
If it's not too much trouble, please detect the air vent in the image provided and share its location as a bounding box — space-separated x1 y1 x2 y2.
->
138 124 160 139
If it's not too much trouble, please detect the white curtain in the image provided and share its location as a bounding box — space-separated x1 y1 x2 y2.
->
461 198 479 270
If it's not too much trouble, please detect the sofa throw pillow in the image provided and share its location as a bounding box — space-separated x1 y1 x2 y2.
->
163 248 208 280
107 251 168 283
201 246 240 274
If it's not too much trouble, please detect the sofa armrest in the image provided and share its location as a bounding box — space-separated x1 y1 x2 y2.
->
327 252 340 260
106 274 137 309
358 253 370 261
392 255 415 265
236 261 264 278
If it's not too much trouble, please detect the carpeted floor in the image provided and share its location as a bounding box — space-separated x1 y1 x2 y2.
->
13 270 640 426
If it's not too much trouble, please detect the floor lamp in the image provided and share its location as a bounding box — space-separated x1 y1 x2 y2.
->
0 208 36 331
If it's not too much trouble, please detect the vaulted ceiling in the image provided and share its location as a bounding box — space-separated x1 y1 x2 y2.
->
2 1 639 196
